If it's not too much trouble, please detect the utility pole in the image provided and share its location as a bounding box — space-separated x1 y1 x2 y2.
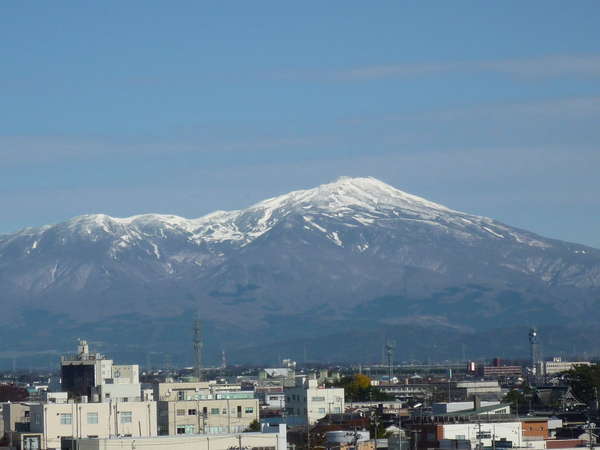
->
586 420 596 450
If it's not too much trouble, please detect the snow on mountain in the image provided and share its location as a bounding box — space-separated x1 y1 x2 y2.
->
1 176 600 361
0 177 551 253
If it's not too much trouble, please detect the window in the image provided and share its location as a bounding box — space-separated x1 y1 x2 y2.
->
211 408 220 415
177 391 185 401
245 407 254 414
87 412 99 424
188 409 196 416
120 412 132 424
177 426 186 435
203 407 208 416
222 409 227 415
60 413 72 425
333 407 341 413
237 405 242 418
176 409 186 416
312 396 325 402
318 408 326 414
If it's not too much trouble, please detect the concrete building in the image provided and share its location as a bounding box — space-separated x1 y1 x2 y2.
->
453 380 502 400
157 397 259 435
284 378 344 425
477 359 523 378
537 357 591 376
406 419 524 450
2 402 32 433
378 383 432 402
258 391 286 410
432 401 504 415
61 340 141 402
153 381 245 402
29 400 157 450
69 424 286 450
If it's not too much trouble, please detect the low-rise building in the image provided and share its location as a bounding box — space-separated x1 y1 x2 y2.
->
453 381 502 400
406 419 523 450
432 401 504 415
69 424 286 450
157 397 259 435
285 378 345 425
2 402 32 433
537 357 591 376
29 400 157 450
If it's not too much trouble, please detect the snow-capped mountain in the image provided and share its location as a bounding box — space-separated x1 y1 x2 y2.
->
1 177 599 362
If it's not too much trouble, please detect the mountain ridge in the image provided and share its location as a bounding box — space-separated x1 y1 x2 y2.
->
1 176 599 363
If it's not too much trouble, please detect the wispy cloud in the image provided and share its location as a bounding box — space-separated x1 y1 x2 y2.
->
320 54 600 81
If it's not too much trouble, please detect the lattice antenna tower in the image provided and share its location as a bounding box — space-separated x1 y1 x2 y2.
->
193 319 204 381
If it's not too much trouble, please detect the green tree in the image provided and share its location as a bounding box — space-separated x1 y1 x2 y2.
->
564 364 600 405
245 419 261 432
504 389 527 414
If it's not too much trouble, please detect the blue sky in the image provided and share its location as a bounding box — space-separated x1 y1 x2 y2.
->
1 1 600 247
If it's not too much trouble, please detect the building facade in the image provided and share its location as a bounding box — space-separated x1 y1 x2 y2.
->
157 397 259 435
71 425 286 450
29 401 157 450
537 357 591 376
285 378 345 425
61 340 140 402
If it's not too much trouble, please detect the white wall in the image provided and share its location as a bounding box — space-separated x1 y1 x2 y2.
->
75 426 286 450
442 421 522 448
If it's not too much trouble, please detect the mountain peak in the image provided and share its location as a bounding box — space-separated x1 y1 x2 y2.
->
248 176 454 218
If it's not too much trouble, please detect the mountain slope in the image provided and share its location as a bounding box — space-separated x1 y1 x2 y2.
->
1 177 599 363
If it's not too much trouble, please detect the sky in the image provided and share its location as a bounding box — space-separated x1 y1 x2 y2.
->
1 1 600 248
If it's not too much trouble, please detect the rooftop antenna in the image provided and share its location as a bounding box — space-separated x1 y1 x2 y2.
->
193 319 204 381
385 340 396 382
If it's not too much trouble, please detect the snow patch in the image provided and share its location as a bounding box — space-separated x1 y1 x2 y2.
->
150 242 160 259
482 226 504 239
329 231 343 247
303 216 327 233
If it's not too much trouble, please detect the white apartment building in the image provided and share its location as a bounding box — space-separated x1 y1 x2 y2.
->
284 378 344 425
29 400 157 450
